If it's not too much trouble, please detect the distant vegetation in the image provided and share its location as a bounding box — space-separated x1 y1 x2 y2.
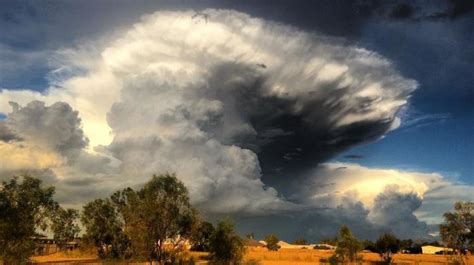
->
0 174 472 264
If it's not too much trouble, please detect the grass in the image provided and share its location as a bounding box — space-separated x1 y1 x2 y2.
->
30 247 473 264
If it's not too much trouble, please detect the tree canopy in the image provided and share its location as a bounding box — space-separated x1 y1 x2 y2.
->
208 219 244 265
264 234 280 251
440 201 473 258
0 176 57 264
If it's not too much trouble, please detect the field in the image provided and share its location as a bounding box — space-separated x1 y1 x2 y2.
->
29 248 473 265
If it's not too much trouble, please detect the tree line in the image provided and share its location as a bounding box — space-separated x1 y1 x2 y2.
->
0 174 472 264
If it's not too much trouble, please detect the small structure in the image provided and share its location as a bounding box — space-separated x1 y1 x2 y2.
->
421 245 454 254
34 238 59 255
277 240 313 249
243 239 266 248
313 243 336 250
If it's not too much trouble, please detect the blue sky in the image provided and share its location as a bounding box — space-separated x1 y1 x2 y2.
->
335 17 473 184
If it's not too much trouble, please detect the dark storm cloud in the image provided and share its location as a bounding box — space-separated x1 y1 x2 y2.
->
369 185 429 239
5 101 88 157
343 154 364 159
2 7 468 241
0 121 21 142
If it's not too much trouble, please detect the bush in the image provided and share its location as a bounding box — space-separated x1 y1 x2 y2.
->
264 234 280 251
208 219 244 265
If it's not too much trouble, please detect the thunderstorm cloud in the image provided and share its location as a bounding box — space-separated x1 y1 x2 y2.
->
0 9 470 240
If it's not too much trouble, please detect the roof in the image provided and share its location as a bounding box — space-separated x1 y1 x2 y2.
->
243 239 265 247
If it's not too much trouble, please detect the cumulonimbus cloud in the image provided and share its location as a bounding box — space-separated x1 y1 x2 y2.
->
0 9 468 239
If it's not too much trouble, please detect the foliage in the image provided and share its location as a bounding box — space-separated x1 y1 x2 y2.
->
191 221 215 251
440 201 473 265
320 236 338 246
0 176 57 264
245 232 255 240
375 233 400 264
440 201 474 253
264 234 280 251
111 173 197 262
361 239 377 253
51 208 80 249
330 225 362 264
209 219 244 265
81 198 129 259
292 238 308 245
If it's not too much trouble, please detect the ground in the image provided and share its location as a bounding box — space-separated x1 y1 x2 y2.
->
30 248 473 264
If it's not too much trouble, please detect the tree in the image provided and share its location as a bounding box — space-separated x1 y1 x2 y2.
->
330 225 362 264
293 238 308 245
113 174 197 263
209 219 244 265
264 234 280 251
51 208 80 250
0 176 57 264
191 221 215 251
440 201 473 263
245 232 255 240
375 233 400 264
81 198 129 258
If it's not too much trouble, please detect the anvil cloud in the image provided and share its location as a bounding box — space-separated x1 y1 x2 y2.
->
0 9 468 240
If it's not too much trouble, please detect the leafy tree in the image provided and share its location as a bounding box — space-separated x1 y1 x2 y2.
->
293 238 308 245
320 236 338 246
209 219 244 265
399 239 413 252
112 174 197 263
330 225 362 264
440 201 473 264
81 198 129 258
245 232 255 240
264 234 280 251
361 239 377 252
51 208 80 249
0 176 57 264
191 221 215 251
375 233 400 264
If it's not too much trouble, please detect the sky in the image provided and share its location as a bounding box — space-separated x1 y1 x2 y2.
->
0 0 472 242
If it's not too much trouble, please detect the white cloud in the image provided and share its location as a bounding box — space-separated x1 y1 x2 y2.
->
3 9 467 232
299 162 474 228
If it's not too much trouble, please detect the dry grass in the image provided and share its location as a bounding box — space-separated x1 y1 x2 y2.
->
244 247 474 265
30 247 473 264
31 249 98 263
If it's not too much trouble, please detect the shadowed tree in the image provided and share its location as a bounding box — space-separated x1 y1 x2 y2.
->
440 201 474 264
112 174 197 263
81 198 129 258
293 238 308 245
329 225 362 264
51 208 80 250
191 221 215 252
209 219 244 265
375 233 400 264
0 176 57 264
264 234 280 251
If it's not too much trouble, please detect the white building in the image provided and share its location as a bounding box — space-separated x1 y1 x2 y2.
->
421 245 453 254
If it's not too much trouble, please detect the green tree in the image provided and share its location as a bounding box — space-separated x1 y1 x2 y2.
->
330 225 362 264
0 176 57 264
51 208 80 249
293 238 308 245
191 221 215 251
209 219 244 265
264 234 280 251
440 201 474 264
113 174 196 263
81 198 129 259
245 232 255 240
375 233 400 264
